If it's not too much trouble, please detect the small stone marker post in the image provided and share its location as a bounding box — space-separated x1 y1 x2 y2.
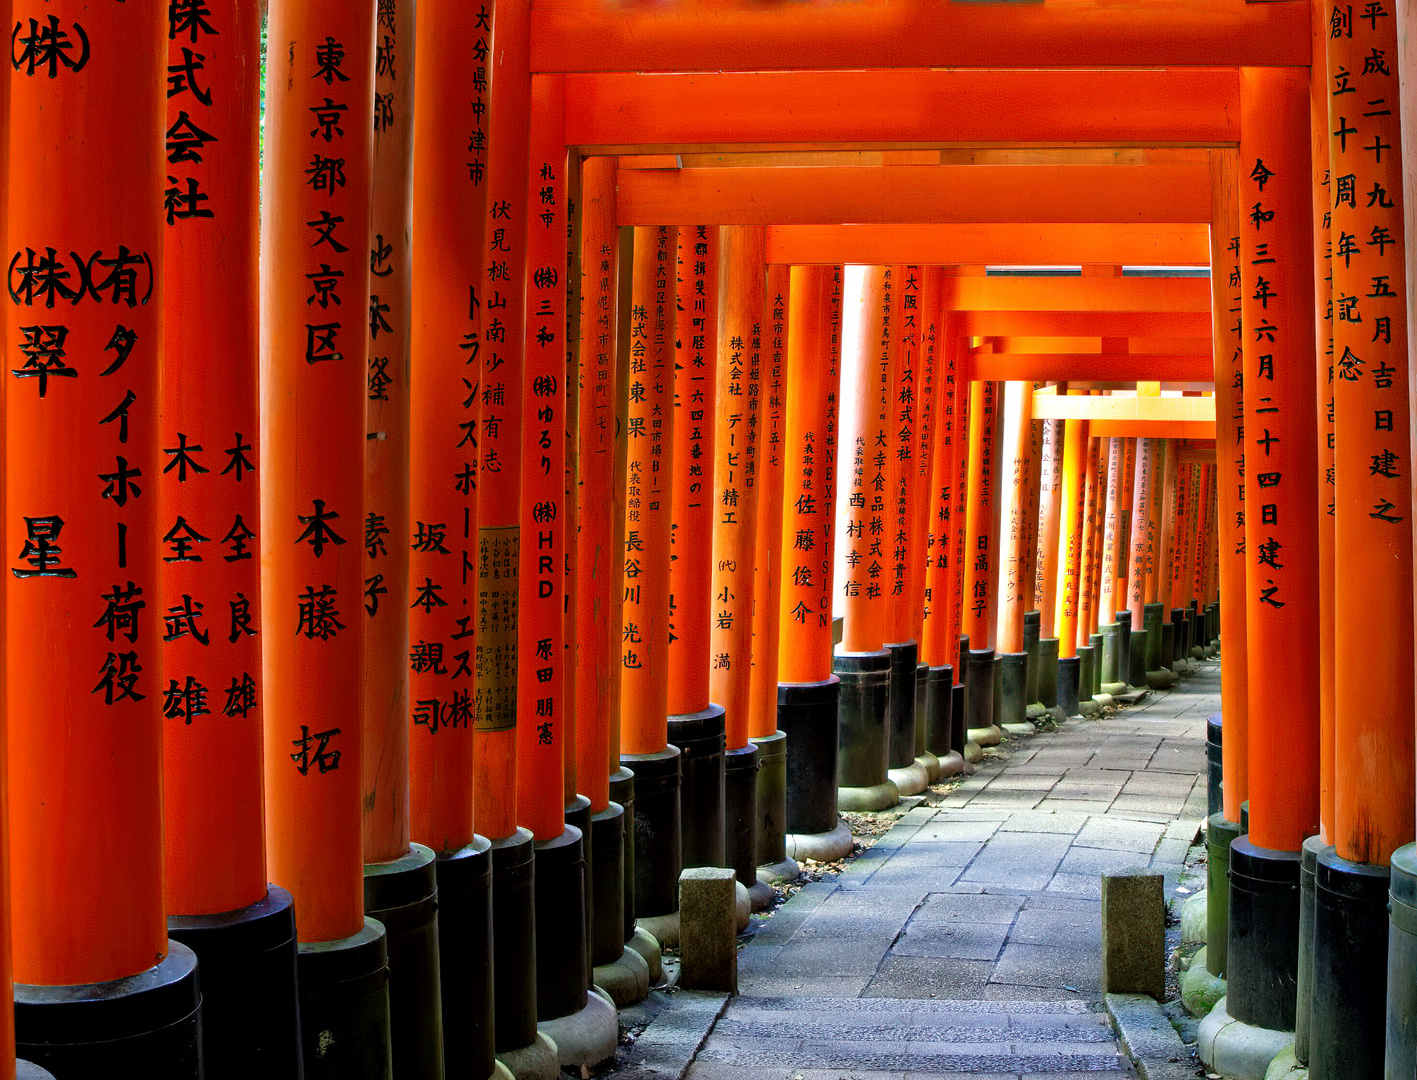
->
679 868 738 993
1101 869 1166 998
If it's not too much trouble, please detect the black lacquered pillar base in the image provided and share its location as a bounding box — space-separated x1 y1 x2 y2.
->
297 919 395 1079
16 943 205 1080
884 642 927 794
1169 608 1186 664
1386 844 1417 1078
965 648 996 739
534 826 589 1023
432 838 495 1080
1116 610 1132 684
1098 623 1121 684
491 828 539 1054
1022 611 1041 705
167 885 301 1080
1056 655 1080 717
365 844 443 1080
1309 847 1390 1080
669 704 727 870
780 677 841 836
833 647 896 811
1227 836 1300 1032
1143 602 1165 671
995 652 1027 727
725 743 760 897
620 749 682 923
1205 714 1223 820
1036 638 1059 708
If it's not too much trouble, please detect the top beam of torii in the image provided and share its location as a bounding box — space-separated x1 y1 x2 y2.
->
529 0 1310 74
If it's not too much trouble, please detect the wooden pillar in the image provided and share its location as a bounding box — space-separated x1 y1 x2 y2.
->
8 0 168 987
363 0 415 866
838 267 892 655
909 268 945 645
1239 66 1321 852
748 266 790 741
474 0 531 845
779 265 843 682
574 159 621 814
1033 416 1064 640
1211 149 1250 822
710 230 765 751
261 0 375 946
886 266 923 649
667 226 719 717
961 381 999 651
619 227 677 758
922 313 966 669
161 0 266 919
1077 437 1102 653
1054 419 1089 659
998 381 1036 656
1327 12 1415 867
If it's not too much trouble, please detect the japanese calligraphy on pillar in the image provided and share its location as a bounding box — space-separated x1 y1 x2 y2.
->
921 308 961 664
8 0 171 982
161 0 265 916
516 74 568 833
778 265 841 681
962 380 997 642
666 225 717 713
407 0 489 851
889 266 921 628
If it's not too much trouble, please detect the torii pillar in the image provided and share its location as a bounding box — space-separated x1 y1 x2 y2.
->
1223 65 1321 1041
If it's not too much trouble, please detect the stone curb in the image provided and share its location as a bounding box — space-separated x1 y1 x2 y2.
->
612 989 731 1080
1104 992 1199 1080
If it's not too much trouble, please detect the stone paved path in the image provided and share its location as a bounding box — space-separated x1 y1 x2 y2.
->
686 660 1219 1080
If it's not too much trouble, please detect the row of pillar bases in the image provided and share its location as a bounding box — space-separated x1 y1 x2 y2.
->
9 604 1229 1080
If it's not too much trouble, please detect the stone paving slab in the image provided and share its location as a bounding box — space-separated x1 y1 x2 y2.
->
673 659 1222 1079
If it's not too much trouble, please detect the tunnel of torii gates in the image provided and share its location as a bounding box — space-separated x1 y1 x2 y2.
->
5 2 1417 1080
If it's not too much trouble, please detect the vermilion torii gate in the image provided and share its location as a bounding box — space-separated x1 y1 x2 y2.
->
4 4 1414 1080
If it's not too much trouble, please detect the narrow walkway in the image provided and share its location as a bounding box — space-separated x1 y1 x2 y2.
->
690 661 1218 1079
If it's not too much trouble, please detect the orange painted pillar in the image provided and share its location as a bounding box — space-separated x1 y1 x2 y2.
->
961 377 1000 738
664 224 725 873
161 0 267 918
1124 438 1155 684
1115 436 1137 654
998 381 1036 656
910 268 946 646
1073 435 1101 700
749 265 793 866
1227 66 1321 1035
1325 0 1416 920
575 159 620 818
1098 438 1122 633
257 0 392 1070
159 2 304 1073
1211 149 1250 823
667 226 719 716
1170 463 1195 624
6 1 203 1066
407 3 496 1074
1053 418 1090 714
1034 417 1064 642
260 0 375 943
363 0 414 868
776 265 849 829
921 309 968 763
835 266 897 809
748 265 790 743
712 227 768 878
620 227 677 759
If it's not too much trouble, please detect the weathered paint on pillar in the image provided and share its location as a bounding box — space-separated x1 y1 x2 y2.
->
7 0 167 982
573 158 619 812
362 0 415 864
667 226 719 716
838 267 891 654
1033 417 1064 639
961 380 998 650
1327 9 1415 865
1211 149 1250 821
161 0 266 916
748 265 789 739
998 381 1036 655
712 227 766 751
408 0 488 851
473 0 531 842
1240 66 1321 851
516 73 569 842
619 227 677 757
779 266 843 682
261 0 375 943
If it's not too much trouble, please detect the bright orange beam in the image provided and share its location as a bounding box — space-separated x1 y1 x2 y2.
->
964 354 1213 383
530 1 1309 73
564 69 1240 149
616 164 1212 226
